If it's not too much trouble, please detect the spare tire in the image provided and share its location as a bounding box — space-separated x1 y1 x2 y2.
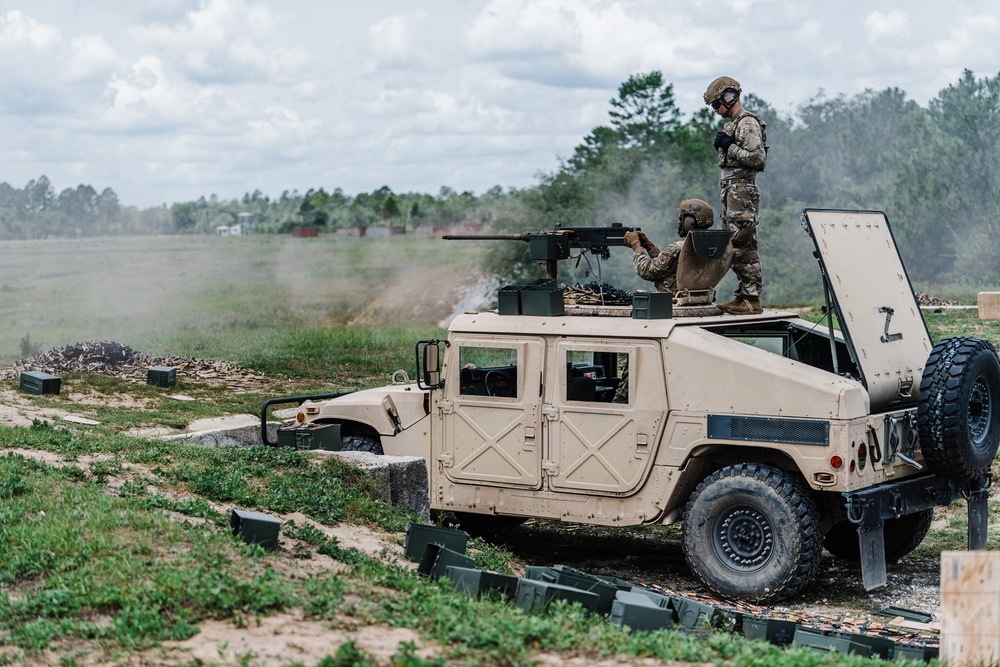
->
917 337 1000 480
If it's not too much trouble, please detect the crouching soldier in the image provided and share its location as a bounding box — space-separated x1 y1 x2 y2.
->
623 198 715 293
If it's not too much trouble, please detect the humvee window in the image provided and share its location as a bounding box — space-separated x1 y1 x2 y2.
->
565 349 627 403
458 346 518 398
732 336 787 355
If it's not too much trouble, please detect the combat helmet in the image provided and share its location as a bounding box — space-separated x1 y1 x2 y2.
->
677 198 714 236
703 76 741 106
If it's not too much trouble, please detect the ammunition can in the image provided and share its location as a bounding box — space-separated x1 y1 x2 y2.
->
19 371 61 395
403 522 469 562
230 509 280 550
631 292 673 319
147 366 177 387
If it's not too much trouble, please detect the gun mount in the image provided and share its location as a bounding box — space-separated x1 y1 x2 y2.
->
444 223 638 279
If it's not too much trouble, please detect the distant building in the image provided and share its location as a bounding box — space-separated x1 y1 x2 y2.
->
366 225 406 238
215 221 253 237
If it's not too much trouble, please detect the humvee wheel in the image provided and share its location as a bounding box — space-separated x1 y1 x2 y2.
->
917 337 1000 480
341 435 384 455
823 508 933 563
682 463 823 602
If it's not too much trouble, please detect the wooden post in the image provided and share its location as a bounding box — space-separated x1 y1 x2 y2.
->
941 551 1000 666
979 291 1000 320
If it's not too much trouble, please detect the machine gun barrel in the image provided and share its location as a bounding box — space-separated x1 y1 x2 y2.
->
443 225 637 279
441 233 534 242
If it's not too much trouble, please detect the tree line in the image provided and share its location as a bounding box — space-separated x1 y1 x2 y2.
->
2 68 998 301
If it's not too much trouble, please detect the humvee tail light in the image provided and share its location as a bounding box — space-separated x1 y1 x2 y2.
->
305 406 319 415
830 455 844 470
814 472 836 485
857 442 868 470
297 411 306 422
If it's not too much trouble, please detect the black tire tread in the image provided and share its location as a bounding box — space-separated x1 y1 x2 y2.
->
917 336 1000 480
340 435 384 455
682 463 823 602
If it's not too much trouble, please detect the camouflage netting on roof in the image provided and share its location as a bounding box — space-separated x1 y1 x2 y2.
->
1 340 266 386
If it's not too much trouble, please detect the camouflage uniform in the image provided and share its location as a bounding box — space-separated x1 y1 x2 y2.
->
632 241 684 293
717 110 767 298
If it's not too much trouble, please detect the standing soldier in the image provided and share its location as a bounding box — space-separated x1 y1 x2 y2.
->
704 76 767 315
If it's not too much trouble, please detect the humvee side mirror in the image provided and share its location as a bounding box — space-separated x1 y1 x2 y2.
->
417 340 447 390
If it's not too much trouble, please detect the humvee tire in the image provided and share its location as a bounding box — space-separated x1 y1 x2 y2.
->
682 463 823 602
341 435 384 455
917 337 1000 480
823 508 934 563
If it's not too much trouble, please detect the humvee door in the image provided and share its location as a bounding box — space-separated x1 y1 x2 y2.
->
802 209 933 409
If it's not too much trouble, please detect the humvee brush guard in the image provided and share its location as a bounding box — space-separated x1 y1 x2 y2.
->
263 209 999 602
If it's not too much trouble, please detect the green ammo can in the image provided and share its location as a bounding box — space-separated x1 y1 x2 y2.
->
611 591 674 632
147 366 176 387
403 522 469 562
631 292 673 319
417 543 475 579
19 371 60 395
444 566 519 599
515 579 601 614
230 509 280 550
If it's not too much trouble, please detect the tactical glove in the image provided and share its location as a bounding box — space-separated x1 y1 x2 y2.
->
637 231 659 255
714 131 735 152
623 230 640 248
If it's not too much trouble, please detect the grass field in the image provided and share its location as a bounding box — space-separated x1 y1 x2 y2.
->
0 234 482 367
2 235 999 666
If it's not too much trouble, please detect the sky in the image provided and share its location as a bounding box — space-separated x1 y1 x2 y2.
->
1 1 998 209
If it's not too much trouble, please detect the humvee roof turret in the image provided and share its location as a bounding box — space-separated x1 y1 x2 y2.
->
263 209 999 602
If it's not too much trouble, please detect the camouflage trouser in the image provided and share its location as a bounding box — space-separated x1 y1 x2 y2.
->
720 177 762 298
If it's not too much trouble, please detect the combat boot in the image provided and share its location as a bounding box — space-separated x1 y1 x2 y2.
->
718 297 762 315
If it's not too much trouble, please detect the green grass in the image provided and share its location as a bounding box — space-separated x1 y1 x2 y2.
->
0 234 478 366
1 437 900 667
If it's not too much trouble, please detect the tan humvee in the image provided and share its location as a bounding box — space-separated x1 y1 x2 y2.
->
265 209 999 602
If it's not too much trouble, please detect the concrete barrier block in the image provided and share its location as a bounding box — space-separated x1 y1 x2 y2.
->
331 451 431 521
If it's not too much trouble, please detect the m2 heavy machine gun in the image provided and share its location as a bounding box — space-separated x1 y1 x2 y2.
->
443 223 639 279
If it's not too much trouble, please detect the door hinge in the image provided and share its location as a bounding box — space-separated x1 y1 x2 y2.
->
437 452 453 467
542 460 558 476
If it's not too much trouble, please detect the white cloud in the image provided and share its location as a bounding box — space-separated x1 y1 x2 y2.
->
932 13 999 62
130 0 309 84
864 10 910 40
64 34 123 82
246 107 319 149
2 0 1000 209
0 10 60 50
465 0 582 58
368 11 427 69
103 55 213 130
